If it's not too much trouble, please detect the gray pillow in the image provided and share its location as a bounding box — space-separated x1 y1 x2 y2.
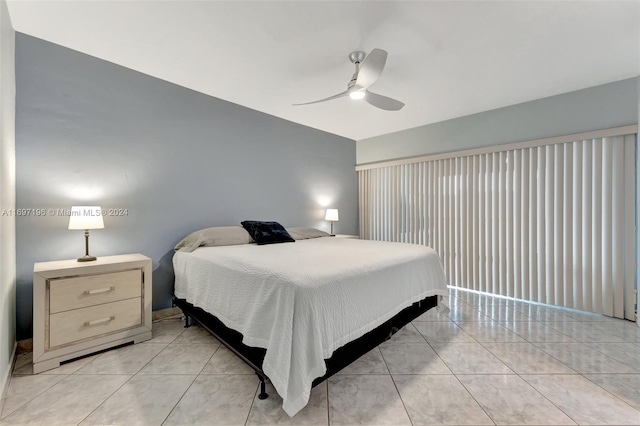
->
286 227 330 241
174 226 254 252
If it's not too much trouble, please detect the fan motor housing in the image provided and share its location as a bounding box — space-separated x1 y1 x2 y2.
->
348 51 366 64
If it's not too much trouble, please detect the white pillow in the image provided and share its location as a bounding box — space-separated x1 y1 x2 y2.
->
286 227 330 240
174 226 254 252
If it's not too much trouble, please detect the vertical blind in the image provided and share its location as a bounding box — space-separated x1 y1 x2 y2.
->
358 134 636 320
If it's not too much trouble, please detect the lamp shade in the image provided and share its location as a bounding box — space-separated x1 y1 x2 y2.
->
68 206 104 230
325 208 339 222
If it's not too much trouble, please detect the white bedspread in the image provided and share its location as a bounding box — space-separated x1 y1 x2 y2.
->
173 237 448 416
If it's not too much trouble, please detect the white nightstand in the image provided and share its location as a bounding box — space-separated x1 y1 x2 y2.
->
333 234 359 239
33 253 152 373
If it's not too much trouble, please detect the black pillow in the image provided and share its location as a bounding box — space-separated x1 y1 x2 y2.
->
241 221 295 245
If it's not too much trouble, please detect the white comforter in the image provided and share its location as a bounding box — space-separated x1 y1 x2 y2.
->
173 237 447 416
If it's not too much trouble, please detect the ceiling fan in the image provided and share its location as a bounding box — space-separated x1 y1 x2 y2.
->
293 49 405 111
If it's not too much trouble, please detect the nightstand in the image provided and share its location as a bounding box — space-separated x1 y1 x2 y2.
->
334 234 359 239
33 253 152 373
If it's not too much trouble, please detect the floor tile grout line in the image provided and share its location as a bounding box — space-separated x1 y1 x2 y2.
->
530 340 639 374
75 320 196 425
157 334 223 424
472 340 518 376
511 305 577 322
0 373 67 420
451 373 498 425
410 322 428 344
427 340 516 376
434 372 584 376
414 315 480 344
325 380 330 426
422 340 455 376
72 373 137 426
475 339 578 376
242 378 261 426
150 317 187 347
405 322 431 345
455 320 528 344
197 340 222 373
580 373 640 414
182 335 220 376
139 334 220 376
542 320 623 341
133 339 187 375
378 345 393 376
501 321 578 343
160 374 201 426
516 373 583 426
582 341 640 369
578 372 640 412
98 328 188 378
381 346 414 425
511 330 590 373
1 373 78 422
377 336 427 425
76 341 167 377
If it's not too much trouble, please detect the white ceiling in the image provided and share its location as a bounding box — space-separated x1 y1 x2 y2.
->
7 0 640 141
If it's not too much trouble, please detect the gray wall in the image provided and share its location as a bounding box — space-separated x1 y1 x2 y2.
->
0 0 16 391
357 78 638 164
15 34 357 340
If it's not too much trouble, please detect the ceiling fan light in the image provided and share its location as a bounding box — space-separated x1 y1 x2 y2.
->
349 90 365 100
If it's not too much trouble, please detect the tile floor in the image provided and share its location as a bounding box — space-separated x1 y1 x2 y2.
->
2 288 640 425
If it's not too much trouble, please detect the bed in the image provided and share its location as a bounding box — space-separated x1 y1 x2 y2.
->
173 229 448 416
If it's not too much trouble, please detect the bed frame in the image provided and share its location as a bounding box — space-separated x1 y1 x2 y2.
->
173 294 438 400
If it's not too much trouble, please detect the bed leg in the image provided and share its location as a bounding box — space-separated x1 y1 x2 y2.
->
257 375 269 400
183 314 191 328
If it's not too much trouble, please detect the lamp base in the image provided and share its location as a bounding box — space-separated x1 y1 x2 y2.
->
77 255 97 262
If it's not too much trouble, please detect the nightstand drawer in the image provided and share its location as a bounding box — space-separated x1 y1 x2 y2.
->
50 269 142 314
49 297 142 347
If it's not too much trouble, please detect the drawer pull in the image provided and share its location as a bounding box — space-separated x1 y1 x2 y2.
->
84 316 115 327
84 287 115 295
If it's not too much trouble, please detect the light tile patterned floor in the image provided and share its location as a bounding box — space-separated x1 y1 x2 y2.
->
2 288 640 425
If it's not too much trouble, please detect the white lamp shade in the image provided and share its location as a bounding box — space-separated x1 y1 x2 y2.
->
325 208 339 221
68 206 104 230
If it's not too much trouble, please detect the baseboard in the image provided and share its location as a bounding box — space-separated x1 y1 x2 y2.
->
152 306 182 321
1 341 17 399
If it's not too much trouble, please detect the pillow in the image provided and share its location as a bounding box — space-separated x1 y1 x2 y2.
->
286 227 330 240
174 226 254 252
241 221 295 245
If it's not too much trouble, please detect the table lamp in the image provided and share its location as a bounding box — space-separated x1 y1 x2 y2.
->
68 206 104 262
325 208 339 236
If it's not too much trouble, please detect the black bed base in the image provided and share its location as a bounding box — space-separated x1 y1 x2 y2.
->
172 295 438 400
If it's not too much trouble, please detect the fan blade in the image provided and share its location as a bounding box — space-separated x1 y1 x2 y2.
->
354 49 387 89
293 90 349 106
365 90 405 111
